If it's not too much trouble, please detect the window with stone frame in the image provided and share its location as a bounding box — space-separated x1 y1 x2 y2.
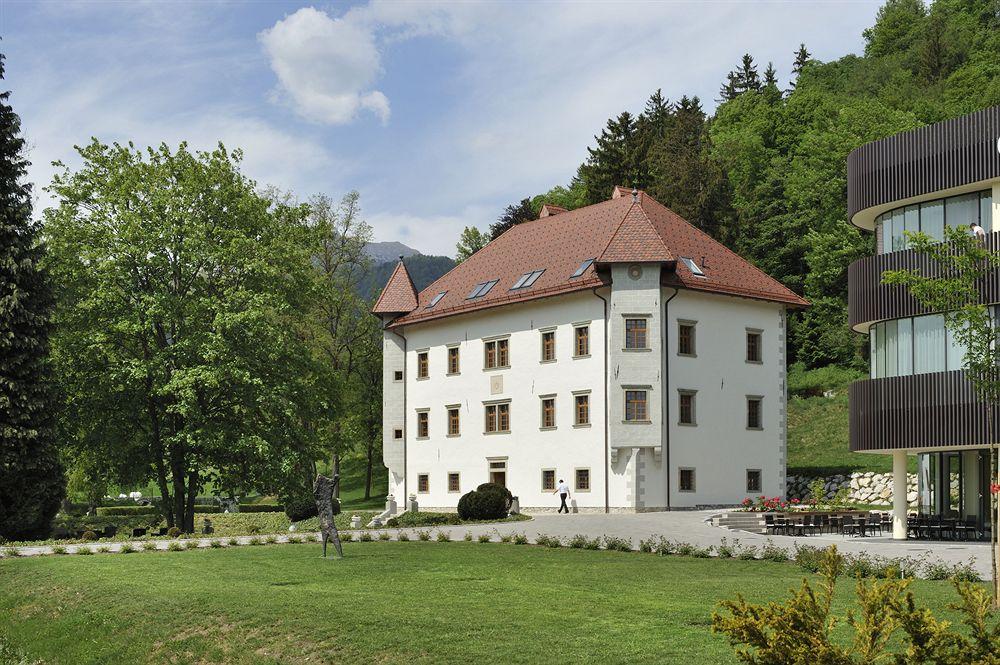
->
540 396 556 428
575 325 590 357
541 469 556 491
574 394 590 425
678 322 696 356
447 407 460 436
746 330 762 363
747 397 763 430
575 468 591 491
541 330 556 362
485 402 511 433
417 351 429 378
416 410 429 438
448 473 460 493
417 473 429 493
625 390 648 422
678 390 696 425
679 468 695 492
625 318 648 349
448 346 460 375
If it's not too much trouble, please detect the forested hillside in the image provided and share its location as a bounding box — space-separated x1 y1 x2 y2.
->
357 254 456 300
467 0 1000 371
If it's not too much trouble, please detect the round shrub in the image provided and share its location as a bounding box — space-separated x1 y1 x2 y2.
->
282 493 319 523
80 530 98 541
476 483 513 510
457 488 507 521
167 526 182 538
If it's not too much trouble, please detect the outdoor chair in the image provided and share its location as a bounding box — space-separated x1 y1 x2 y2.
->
866 513 882 537
774 516 789 536
954 517 978 541
764 514 777 535
801 515 820 536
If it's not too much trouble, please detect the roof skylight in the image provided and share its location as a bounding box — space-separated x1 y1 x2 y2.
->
680 257 706 277
570 258 595 278
510 269 544 290
426 291 447 309
466 279 499 299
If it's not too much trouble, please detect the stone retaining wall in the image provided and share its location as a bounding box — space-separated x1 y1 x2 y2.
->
785 472 927 507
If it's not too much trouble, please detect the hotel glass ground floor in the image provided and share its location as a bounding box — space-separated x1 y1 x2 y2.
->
914 448 994 539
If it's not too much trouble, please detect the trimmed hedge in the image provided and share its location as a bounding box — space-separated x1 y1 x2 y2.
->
237 504 284 513
95 506 160 516
386 512 463 528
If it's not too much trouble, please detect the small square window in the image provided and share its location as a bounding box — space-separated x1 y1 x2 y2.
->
448 473 460 493
417 351 429 379
678 391 696 425
575 468 590 491
625 390 648 422
540 397 556 429
625 318 648 349
393 428 403 440
541 331 556 362
416 411 429 438
746 330 762 363
574 394 590 426
746 469 762 494
417 473 429 493
541 469 556 491
679 468 695 492
574 326 590 357
678 322 696 356
393 370 403 382
747 397 763 430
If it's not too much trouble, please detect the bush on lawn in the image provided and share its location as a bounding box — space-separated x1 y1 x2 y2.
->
167 526 181 538
282 491 319 523
476 483 513 510
457 487 507 521
713 545 1000 663
80 530 97 541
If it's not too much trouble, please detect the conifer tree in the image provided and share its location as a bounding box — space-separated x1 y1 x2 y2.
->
735 53 761 93
763 62 779 88
789 43 812 91
0 53 65 541
489 198 534 240
577 111 645 204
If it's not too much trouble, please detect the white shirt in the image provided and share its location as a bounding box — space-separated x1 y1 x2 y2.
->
556 482 570 495
972 224 986 238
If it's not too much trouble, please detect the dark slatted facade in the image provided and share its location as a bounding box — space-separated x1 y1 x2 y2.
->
849 371 994 452
848 233 1000 328
847 105 1000 224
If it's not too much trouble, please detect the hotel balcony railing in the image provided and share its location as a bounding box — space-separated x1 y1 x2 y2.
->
849 370 993 452
847 232 1000 329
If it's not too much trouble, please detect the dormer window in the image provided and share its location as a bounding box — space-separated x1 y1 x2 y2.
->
467 279 499 299
680 257 705 277
510 269 545 290
570 258 595 278
426 291 447 309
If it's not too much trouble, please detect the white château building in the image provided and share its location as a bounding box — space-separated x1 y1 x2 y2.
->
373 187 808 512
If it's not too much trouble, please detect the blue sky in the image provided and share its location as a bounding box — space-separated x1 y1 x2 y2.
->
3 1 880 256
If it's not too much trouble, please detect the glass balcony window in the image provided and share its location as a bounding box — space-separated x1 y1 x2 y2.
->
875 190 991 254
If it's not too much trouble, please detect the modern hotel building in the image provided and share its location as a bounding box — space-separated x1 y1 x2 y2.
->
847 104 1000 539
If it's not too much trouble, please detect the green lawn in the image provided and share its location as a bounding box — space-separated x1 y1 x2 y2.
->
0 542 975 664
786 392 917 476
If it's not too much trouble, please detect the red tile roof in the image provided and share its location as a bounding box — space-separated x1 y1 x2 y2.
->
372 259 418 314
377 190 807 327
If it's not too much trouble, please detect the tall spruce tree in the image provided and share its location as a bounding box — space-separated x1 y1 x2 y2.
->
0 53 65 541
577 111 645 203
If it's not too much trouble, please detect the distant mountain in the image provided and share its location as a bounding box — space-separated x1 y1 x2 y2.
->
357 253 456 301
364 241 420 264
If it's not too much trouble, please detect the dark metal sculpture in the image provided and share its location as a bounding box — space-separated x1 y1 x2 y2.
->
313 474 343 558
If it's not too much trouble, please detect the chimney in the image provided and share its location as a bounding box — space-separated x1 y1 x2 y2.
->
539 204 568 218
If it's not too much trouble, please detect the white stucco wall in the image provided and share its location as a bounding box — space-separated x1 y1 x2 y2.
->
382 282 788 512
394 291 608 511
665 290 786 507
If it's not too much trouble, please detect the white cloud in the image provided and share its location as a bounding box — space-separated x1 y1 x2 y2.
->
259 7 390 125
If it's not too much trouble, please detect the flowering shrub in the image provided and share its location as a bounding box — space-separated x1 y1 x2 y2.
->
739 495 818 512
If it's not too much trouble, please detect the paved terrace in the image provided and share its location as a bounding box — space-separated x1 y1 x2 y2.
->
5 511 991 578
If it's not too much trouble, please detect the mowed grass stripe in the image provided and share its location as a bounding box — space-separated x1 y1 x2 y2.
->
0 542 975 664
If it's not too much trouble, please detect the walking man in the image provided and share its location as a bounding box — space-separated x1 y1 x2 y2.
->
554 478 571 514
